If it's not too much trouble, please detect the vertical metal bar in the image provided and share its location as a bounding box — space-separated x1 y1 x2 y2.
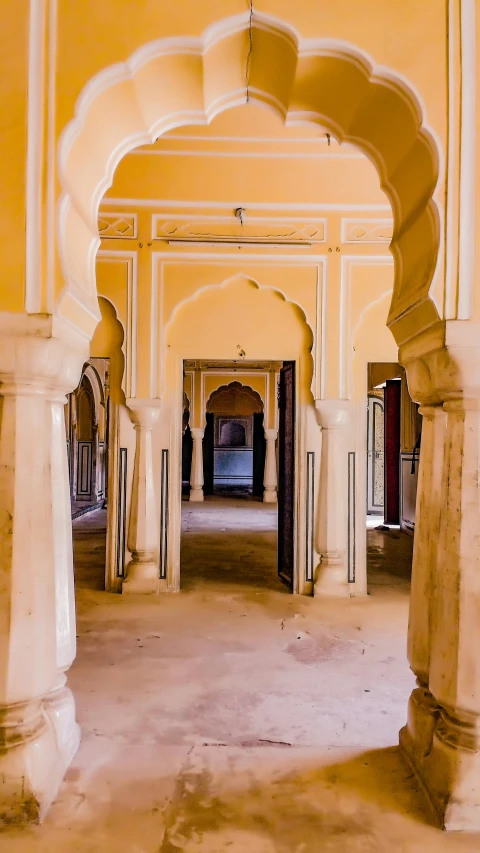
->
305 451 315 583
116 447 127 578
348 451 356 583
159 448 169 580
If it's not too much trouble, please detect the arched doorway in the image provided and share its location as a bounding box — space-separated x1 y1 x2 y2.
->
166 275 313 593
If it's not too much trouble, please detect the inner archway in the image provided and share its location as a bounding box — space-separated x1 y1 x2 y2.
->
58 11 440 347
166 275 313 594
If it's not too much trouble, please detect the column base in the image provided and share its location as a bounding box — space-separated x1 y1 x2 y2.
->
0 690 80 825
189 489 204 502
400 690 480 831
263 489 277 503
122 558 159 594
314 552 350 597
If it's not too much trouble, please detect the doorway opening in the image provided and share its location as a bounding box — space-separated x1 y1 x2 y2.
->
180 360 296 593
366 362 420 594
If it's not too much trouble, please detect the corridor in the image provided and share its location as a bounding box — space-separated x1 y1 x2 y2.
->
1 511 477 851
181 498 281 592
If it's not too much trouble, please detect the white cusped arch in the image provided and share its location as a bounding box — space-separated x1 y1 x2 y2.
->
58 11 441 345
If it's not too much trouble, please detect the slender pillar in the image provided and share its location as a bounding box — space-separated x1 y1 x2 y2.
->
263 427 278 503
400 405 445 763
123 400 161 594
314 400 350 597
190 427 205 501
0 321 86 823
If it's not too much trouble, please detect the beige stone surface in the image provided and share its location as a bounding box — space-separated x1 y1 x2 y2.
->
1 502 479 850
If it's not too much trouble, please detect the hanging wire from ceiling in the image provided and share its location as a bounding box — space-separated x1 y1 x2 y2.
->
245 0 253 102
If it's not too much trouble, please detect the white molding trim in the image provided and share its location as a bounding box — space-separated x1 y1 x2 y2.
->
339 256 394 398
96 250 138 398
131 148 364 160
26 0 47 313
341 217 393 243
457 0 476 318
155 134 336 144
47 0 58 312
98 211 138 239
444 0 458 319
102 197 392 212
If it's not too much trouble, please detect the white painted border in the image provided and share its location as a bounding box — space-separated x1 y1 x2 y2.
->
97 250 138 398
457 0 476 318
103 197 392 212
341 217 393 244
26 0 46 313
339 256 394 398
131 147 364 160
98 211 138 239
151 213 327 242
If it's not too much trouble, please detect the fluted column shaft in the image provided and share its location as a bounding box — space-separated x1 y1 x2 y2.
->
263 427 278 503
123 400 161 594
190 427 205 501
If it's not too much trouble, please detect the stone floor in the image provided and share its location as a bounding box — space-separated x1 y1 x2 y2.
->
1 500 479 851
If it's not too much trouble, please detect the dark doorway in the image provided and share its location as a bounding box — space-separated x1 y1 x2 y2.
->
277 361 295 589
182 424 193 497
384 378 401 525
203 412 215 496
252 412 266 498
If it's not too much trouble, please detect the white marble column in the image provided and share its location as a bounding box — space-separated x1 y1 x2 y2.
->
263 427 278 503
426 398 480 829
400 404 445 763
314 400 350 597
190 427 205 501
399 330 480 830
123 400 161 594
0 318 87 823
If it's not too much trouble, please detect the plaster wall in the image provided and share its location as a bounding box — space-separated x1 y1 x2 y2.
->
2 0 477 341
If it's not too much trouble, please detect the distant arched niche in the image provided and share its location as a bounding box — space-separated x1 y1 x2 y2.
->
220 421 246 447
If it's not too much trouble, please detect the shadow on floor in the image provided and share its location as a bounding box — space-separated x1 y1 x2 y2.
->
181 499 284 594
13 740 479 852
73 508 107 591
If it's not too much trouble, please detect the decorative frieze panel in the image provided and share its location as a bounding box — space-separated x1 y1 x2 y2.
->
98 213 137 239
152 214 326 243
341 218 393 243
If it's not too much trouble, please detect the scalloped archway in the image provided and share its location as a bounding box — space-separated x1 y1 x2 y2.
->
58 11 441 345
207 381 264 415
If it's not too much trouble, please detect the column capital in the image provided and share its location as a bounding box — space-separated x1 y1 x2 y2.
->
126 398 161 429
191 427 205 440
314 399 350 430
0 322 88 398
399 320 480 405
264 427 278 441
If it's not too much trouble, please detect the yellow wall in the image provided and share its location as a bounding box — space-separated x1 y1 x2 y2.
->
4 1 477 339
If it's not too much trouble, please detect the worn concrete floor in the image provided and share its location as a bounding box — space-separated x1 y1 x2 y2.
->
1 500 479 851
